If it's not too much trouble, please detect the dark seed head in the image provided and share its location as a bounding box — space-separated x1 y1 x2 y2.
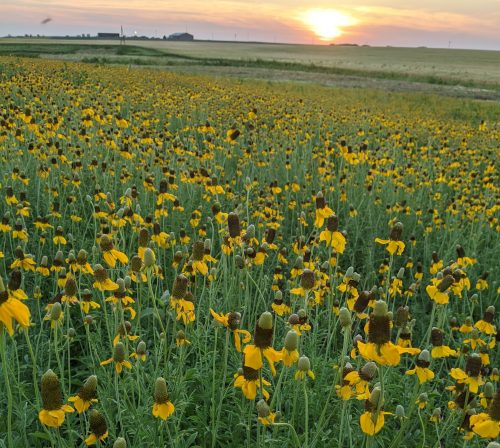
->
300 269 315 290
227 212 241 238
79 375 98 401
437 275 454 292
89 410 107 437
172 274 188 299
431 328 444 346
8 269 22 290
368 314 391 345
465 354 482 377
192 241 204 261
389 222 403 241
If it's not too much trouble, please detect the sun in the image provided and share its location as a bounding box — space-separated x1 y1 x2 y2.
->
301 9 356 41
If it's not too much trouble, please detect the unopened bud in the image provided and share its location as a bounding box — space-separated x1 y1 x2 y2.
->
284 331 298 351
339 308 352 327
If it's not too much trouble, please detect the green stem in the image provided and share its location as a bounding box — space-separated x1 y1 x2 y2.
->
272 423 301 448
0 328 14 448
303 378 309 448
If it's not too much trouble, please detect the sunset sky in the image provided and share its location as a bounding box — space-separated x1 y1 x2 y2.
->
3 0 500 50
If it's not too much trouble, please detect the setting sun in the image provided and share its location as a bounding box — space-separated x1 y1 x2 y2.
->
301 9 357 41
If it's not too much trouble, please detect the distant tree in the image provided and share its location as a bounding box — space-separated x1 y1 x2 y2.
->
163 35 167 40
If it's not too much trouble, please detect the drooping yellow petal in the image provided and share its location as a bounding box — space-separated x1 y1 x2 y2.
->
243 345 263 371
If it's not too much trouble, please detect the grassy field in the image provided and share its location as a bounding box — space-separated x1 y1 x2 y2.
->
1 38 500 92
0 53 498 448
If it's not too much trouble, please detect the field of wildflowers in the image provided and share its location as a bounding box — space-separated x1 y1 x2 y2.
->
0 57 498 447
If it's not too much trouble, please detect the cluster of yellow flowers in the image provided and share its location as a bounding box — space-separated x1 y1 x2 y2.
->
0 57 498 447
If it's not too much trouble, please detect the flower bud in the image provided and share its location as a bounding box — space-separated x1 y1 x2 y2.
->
284 331 298 351
339 308 352 328
113 438 127 448
373 300 388 317
359 362 378 381
50 302 62 321
144 248 156 267
298 356 311 372
368 387 382 408
256 399 270 418
395 405 405 419
258 312 273 330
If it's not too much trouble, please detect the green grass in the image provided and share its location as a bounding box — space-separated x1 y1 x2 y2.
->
1 40 500 92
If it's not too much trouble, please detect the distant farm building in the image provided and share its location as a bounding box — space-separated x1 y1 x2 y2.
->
167 32 194 41
97 33 120 39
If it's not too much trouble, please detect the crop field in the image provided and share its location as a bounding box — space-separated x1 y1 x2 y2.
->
2 39 500 93
0 56 498 448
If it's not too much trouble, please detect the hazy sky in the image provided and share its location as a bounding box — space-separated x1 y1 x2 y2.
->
3 0 500 49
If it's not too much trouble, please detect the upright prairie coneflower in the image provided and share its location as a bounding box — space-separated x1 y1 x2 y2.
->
8 269 27 301
61 277 78 305
53 226 67 245
68 375 98 413
450 353 484 393
191 241 208 276
152 377 175 420
271 290 291 317
319 214 346 254
156 180 176 205
221 212 243 255
234 365 271 400
137 227 150 260
290 268 316 298
76 249 94 275
38 369 74 427
405 350 435 384
455 245 476 268
209 309 251 352
85 410 108 445
430 251 443 275
295 355 315 380
99 234 128 268
475 306 496 335
357 300 420 366
80 289 100 314
281 330 299 367
375 222 405 256
175 330 191 346
170 274 195 325
314 191 334 228
106 278 136 320
243 312 282 375
360 387 391 436
112 321 139 347
426 274 454 305
469 389 500 439
10 246 36 271
100 342 132 374
430 327 457 358
256 399 276 426
344 361 378 401
0 276 30 335
475 272 489 290
92 264 118 291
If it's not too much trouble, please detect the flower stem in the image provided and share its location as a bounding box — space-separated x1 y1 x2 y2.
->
303 378 309 448
0 327 14 448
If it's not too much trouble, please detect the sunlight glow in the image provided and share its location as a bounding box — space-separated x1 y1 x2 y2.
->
301 9 357 41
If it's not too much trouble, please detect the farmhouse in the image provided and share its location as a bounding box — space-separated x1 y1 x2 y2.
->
167 32 194 41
